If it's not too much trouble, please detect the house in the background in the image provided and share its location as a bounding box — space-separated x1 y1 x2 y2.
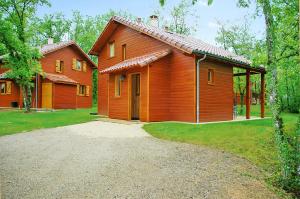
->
0 40 97 109
89 15 266 123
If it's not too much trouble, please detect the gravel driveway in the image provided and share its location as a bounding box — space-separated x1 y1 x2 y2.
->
0 121 277 199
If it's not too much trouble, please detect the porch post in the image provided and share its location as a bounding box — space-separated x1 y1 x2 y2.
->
260 73 265 118
246 69 251 119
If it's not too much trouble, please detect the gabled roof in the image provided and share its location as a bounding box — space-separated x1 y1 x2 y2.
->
100 49 171 74
43 72 78 85
89 16 265 72
41 41 97 68
0 70 78 85
0 41 97 68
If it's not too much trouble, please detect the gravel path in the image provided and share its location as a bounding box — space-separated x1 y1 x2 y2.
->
0 121 278 199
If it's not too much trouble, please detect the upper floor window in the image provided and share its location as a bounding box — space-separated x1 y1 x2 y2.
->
122 44 126 61
208 68 215 84
109 41 115 58
72 58 87 72
56 60 64 73
76 60 82 70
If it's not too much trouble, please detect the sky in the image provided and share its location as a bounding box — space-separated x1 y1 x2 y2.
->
36 0 266 45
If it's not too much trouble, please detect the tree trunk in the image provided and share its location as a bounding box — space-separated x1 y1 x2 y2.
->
22 85 32 113
261 0 288 179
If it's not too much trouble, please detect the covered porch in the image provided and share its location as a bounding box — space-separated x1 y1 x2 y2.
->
233 66 266 120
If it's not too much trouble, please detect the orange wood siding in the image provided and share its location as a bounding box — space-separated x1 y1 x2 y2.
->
40 46 93 108
98 25 172 117
53 83 77 109
199 58 233 122
98 25 196 122
169 50 195 122
98 73 108 115
0 80 20 107
148 58 171 121
108 67 148 121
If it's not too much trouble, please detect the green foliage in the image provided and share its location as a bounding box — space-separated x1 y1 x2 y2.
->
0 0 49 112
156 0 200 35
31 13 71 46
215 20 264 113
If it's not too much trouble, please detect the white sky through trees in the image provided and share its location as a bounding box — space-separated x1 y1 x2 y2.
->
36 0 265 45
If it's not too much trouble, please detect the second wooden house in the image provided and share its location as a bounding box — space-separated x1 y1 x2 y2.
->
0 40 97 109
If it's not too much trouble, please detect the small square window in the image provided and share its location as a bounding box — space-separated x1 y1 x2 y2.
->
208 69 215 84
109 42 115 58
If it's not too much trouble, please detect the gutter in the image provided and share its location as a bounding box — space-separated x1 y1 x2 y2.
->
193 50 266 73
196 54 207 123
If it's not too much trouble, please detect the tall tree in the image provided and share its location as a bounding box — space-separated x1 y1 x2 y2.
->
0 0 50 112
31 13 71 46
156 0 200 35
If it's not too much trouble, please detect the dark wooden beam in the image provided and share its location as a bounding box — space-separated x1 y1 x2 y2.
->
233 71 259 76
260 73 265 118
246 69 251 119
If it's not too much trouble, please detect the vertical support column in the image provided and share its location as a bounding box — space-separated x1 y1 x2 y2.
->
246 69 251 119
260 73 265 118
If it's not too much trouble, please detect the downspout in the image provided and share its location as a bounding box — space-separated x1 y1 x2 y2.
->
196 54 207 123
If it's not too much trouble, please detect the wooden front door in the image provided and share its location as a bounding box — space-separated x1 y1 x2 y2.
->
42 83 53 109
131 74 140 120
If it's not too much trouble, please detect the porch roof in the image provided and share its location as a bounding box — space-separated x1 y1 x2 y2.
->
100 49 171 74
43 72 78 85
0 71 8 79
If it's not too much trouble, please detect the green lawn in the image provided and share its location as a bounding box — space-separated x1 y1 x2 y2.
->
0 107 99 136
143 106 298 172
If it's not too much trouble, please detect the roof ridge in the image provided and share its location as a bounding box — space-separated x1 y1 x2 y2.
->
110 15 251 66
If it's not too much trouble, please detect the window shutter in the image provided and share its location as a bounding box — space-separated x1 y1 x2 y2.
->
83 61 87 72
72 58 76 70
77 84 80 95
6 81 11 94
86 86 90 96
55 60 60 72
